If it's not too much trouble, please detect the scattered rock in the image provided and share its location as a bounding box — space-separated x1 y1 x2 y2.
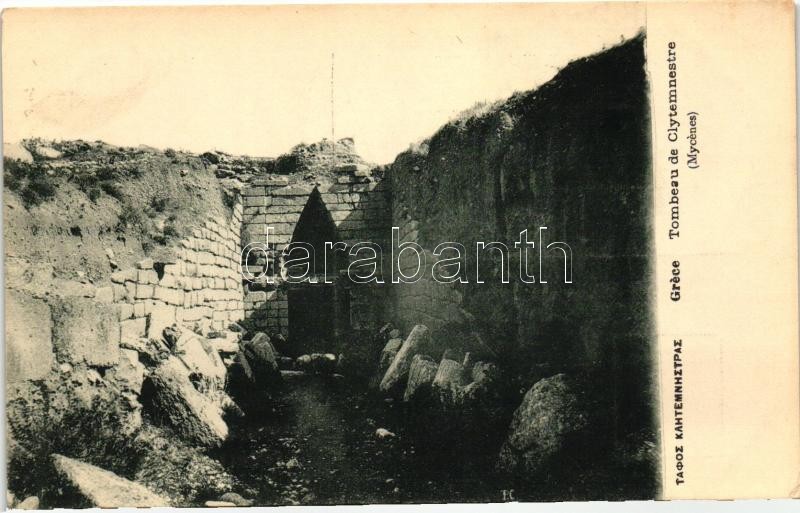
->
52 454 170 507
211 331 240 354
158 323 178 346
471 361 498 384
270 333 289 354
230 350 255 386
375 428 396 439
294 353 338 374
16 496 39 510
462 351 473 371
403 354 438 403
311 353 337 374
460 361 500 407
378 338 403 374
219 492 253 507
432 352 466 406
335 353 346 373
380 325 429 393
280 370 308 382
243 333 280 384
176 330 227 386
228 322 246 334
378 323 394 337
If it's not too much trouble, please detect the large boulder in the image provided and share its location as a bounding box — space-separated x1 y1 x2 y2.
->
379 324 429 393
5 289 54 382
497 374 589 475
52 454 170 507
403 354 438 403
146 356 228 447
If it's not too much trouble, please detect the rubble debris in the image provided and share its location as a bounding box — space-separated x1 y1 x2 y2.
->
379 325 429 393
403 354 438 403
378 339 403 375
432 351 467 406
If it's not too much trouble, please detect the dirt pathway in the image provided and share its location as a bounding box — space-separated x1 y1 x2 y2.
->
215 375 503 506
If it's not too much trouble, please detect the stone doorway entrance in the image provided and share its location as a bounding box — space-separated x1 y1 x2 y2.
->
287 286 336 356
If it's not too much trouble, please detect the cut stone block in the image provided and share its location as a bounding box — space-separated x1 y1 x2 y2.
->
6 290 54 382
50 297 119 367
52 454 169 507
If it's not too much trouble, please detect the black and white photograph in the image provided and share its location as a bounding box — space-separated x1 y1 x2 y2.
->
2 1 798 509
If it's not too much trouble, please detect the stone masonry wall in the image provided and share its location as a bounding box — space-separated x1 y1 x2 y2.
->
111 206 245 346
239 166 391 340
5 205 244 384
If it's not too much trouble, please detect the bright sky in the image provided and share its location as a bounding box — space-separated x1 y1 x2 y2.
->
2 4 644 164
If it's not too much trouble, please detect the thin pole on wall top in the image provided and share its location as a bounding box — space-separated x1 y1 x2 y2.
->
330 51 336 171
